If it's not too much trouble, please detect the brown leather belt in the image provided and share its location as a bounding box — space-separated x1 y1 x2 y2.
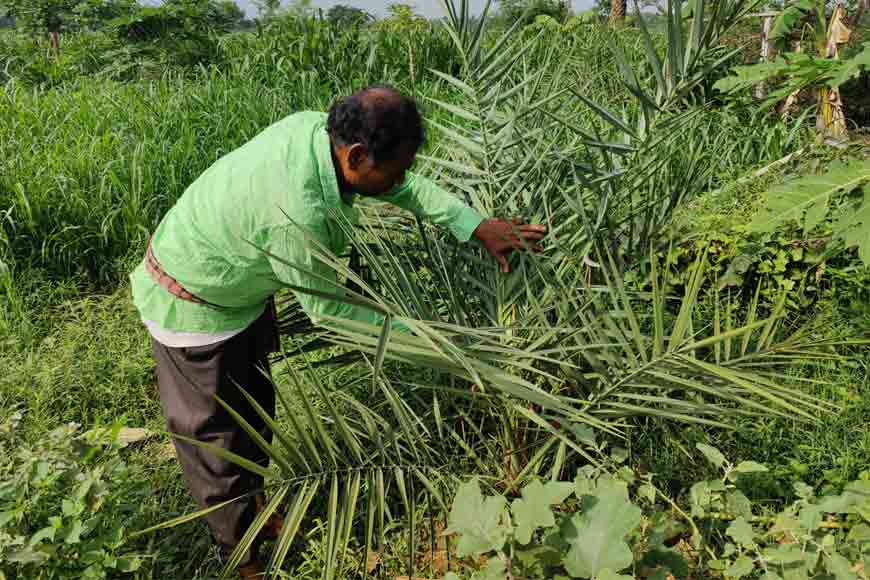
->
145 240 224 309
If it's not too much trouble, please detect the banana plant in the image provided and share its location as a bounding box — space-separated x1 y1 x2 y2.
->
714 0 870 137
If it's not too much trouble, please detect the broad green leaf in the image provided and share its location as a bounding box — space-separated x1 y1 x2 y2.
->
725 556 755 579
763 544 806 566
749 160 870 238
561 480 641 578
696 442 727 469
829 44 870 87
770 0 817 41
836 193 870 266
64 519 83 544
641 547 689 577
727 490 754 518
638 484 656 504
477 554 508 580
726 516 755 546
511 480 574 545
713 59 793 93
690 479 726 518
515 545 563 574
826 551 857 580
116 556 142 572
6 547 50 565
28 526 56 546
446 479 509 557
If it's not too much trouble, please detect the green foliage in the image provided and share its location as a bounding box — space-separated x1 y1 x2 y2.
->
497 0 571 25
0 0 81 35
374 3 429 34
446 479 510 556
325 4 372 28
770 0 826 48
111 0 237 41
749 158 870 265
713 44 870 105
560 480 641 578
0 0 136 35
252 0 280 20
446 445 870 579
0 414 149 578
444 475 645 579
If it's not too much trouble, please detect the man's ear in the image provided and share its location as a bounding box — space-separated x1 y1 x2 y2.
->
347 143 368 170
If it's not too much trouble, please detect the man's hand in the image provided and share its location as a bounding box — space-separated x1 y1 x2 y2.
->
473 218 547 273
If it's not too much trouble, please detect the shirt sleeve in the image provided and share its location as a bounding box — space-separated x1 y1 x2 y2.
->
378 172 484 242
265 224 385 328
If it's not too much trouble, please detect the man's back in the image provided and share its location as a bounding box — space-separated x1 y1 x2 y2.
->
130 111 351 333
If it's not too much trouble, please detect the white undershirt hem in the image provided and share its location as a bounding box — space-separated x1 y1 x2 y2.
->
143 319 249 348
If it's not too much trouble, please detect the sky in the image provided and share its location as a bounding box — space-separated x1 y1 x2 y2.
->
233 1 595 18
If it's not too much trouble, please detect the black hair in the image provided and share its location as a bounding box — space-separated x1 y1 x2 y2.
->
326 84 425 162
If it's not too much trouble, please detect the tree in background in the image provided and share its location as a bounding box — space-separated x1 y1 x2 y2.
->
608 0 626 25
497 0 571 25
0 0 135 50
0 0 75 49
376 3 428 33
326 4 372 27
288 0 312 16
253 0 281 20
211 0 246 29
75 0 136 28
113 0 239 40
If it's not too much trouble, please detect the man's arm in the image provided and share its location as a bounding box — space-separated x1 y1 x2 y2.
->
378 172 484 242
379 172 547 272
265 224 385 327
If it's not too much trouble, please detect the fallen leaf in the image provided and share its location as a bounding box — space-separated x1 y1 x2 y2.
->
118 428 154 444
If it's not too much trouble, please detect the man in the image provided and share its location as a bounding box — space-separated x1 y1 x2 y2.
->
130 85 546 576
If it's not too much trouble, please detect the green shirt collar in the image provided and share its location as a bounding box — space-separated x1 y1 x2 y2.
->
314 125 359 221
315 125 342 209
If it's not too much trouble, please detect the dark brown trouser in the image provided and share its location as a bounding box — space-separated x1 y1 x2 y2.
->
152 307 278 566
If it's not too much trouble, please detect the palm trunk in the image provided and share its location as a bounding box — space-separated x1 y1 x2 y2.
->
609 0 626 26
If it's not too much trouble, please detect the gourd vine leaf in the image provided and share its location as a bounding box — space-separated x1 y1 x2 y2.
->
445 479 509 558
826 551 858 580
560 479 641 578
478 555 509 580
725 555 755 578
511 479 575 545
696 443 726 469
726 516 755 546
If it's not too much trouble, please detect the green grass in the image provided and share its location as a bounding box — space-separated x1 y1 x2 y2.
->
1 286 157 439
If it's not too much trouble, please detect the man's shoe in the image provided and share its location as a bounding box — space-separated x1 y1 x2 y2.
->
255 493 285 541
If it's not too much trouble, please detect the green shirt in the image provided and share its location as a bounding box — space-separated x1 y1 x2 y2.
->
129 111 483 333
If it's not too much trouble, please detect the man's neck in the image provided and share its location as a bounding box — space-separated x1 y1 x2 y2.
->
330 143 353 201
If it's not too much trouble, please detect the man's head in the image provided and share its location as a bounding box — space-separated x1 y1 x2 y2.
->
327 85 424 196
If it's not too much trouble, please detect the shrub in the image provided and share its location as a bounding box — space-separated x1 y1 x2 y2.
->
0 414 150 579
